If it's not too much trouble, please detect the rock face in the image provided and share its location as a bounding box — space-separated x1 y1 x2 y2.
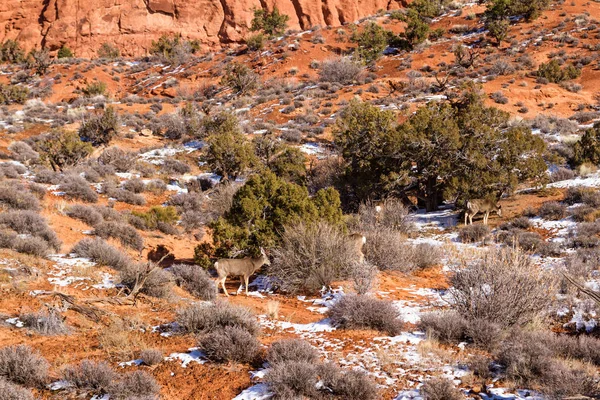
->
0 0 404 57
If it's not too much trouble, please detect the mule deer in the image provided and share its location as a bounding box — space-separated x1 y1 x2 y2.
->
348 233 367 264
464 199 502 225
214 248 270 296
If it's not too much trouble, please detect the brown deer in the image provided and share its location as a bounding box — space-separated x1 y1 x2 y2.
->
348 233 367 264
214 248 270 296
464 199 502 225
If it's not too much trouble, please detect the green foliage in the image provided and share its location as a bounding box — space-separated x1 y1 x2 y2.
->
486 19 510 45
132 206 179 230
333 99 400 209
78 106 119 146
149 34 199 64
0 40 25 63
204 112 256 181
254 133 307 184
351 22 389 64
572 123 600 167
334 93 546 211
26 49 51 75
57 45 73 59
82 81 107 97
486 0 550 20
408 0 445 18
0 84 29 105
204 170 343 257
221 62 259 94
246 33 266 51
193 242 214 269
34 130 93 172
250 7 289 38
97 43 120 59
537 60 581 83
393 9 430 49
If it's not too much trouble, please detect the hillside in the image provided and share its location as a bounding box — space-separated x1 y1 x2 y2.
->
1 0 600 399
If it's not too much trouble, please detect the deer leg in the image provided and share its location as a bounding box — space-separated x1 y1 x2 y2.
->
221 278 229 297
464 212 468 226
245 275 250 296
484 212 489 225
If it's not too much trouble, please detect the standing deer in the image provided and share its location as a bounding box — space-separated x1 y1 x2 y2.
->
464 199 502 225
214 248 270 296
348 233 367 264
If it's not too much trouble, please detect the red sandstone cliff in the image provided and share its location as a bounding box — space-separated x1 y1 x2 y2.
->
0 0 404 57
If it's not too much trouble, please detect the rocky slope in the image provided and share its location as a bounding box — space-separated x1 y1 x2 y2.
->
0 0 403 57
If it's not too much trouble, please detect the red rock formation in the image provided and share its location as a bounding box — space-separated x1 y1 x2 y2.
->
0 0 404 57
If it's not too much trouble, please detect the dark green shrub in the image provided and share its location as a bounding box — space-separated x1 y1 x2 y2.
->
250 7 289 38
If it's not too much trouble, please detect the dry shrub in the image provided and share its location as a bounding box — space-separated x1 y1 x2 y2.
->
171 263 216 301
206 182 240 218
328 294 403 336
0 378 35 400
421 377 464 400
0 184 40 210
109 370 160 399
59 175 98 203
98 147 136 172
351 261 378 295
419 311 467 344
570 222 600 248
97 318 146 358
458 224 490 243
19 310 69 335
102 182 146 205
62 360 116 392
177 301 260 336
145 179 167 194
167 192 203 213
66 204 104 226
267 339 319 366
411 243 443 269
198 326 260 363
565 187 600 207
8 141 39 164
140 349 163 366
265 361 319 399
363 228 414 271
0 163 26 178
119 263 173 298
161 159 191 175
0 210 61 251
270 222 356 294
71 238 132 270
0 345 49 387
538 201 566 220
449 248 552 327
358 199 414 234
93 221 144 251
319 58 363 84
122 178 146 193
12 236 51 257
465 318 505 353
33 168 61 184
265 361 377 400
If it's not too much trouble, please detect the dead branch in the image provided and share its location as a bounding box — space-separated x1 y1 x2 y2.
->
562 272 600 306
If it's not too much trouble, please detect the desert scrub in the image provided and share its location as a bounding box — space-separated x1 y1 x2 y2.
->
171 263 216 301
198 326 260 363
177 301 260 336
71 238 132 270
328 294 403 335
0 345 49 387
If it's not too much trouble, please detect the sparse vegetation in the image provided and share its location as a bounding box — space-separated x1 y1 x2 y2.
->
328 294 403 335
0 345 49 387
